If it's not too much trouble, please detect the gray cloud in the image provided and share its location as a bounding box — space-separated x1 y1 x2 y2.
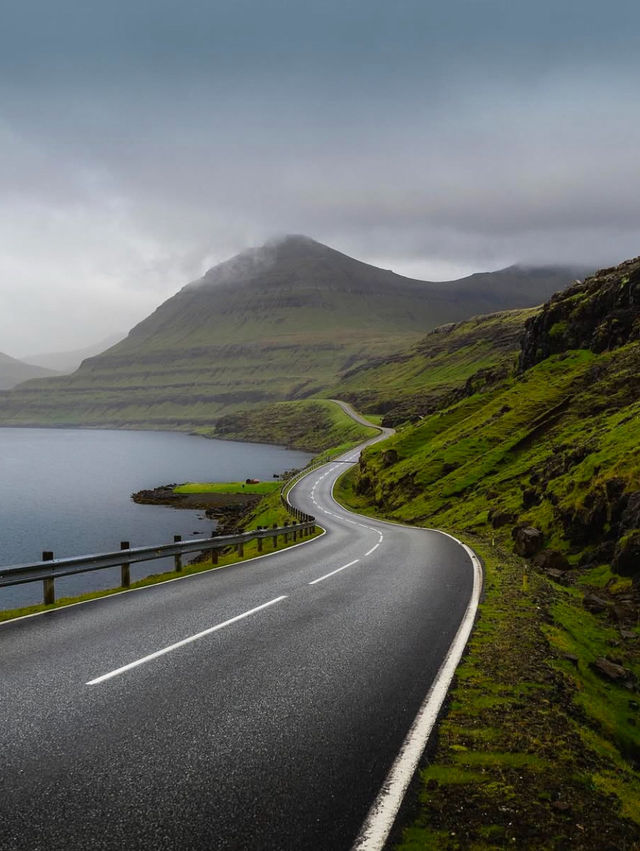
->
1 1 639 355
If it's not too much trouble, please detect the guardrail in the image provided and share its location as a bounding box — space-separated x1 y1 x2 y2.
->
0 519 316 607
280 459 326 520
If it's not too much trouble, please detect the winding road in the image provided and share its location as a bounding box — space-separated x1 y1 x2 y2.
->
0 408 480 850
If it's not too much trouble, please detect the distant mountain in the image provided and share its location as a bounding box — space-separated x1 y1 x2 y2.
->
23 332 125 374
0 235 587 429
0 352 59 391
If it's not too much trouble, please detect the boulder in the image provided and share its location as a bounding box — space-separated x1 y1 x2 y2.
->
488 509 516 529
532 549 571 572
512 526 544 557
590 657 637 690
610 600 639 625
582 592 611 615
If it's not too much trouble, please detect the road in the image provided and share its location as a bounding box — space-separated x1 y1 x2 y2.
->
0 422 478 850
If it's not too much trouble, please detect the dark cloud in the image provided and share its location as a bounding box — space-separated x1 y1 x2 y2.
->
1 1 639 354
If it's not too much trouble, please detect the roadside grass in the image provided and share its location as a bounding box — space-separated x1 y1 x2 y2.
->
174 481 280 495
0 526 321 625
388 537 640 849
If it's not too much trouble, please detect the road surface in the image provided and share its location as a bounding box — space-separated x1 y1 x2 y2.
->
0 425 477 850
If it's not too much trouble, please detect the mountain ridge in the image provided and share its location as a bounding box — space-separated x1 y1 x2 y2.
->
0 351 59 391
0 236 588 429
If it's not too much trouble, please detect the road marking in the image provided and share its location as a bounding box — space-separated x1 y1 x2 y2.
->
86 596 288 685
309 559 360 585
351 538 483 851
364 543 379 556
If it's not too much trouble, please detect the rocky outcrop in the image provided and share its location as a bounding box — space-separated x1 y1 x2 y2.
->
519 256 640 371
590 657 637 690
613 531 640 578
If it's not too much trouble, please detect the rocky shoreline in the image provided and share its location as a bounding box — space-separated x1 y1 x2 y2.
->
131 483 263 535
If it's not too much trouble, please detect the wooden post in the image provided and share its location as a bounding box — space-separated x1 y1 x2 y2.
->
292 525 297 541
174 535 182 572
284 521 289 543
42 551 55 605
237 540 244 557
211 548 218 565
120 541 130 587
272 523 278 547
257 530 263 553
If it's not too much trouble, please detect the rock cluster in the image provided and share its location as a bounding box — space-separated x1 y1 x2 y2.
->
519 256 640 370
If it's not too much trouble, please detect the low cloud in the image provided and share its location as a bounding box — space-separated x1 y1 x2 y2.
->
0 1 639 354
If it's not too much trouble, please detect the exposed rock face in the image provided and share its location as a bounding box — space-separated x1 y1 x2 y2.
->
382 449 399 467
532 549 571 572
613 530 640 578
519 256 640 371
512 526 544 557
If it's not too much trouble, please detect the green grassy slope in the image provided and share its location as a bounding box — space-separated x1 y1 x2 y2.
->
204 398 378 452
0 236 583 429
334 257 640 845
333 306 537 425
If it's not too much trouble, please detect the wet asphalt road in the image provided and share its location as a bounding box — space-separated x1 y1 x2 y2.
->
0 435 474 850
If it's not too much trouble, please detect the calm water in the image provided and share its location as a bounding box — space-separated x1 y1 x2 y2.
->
0 428 311 609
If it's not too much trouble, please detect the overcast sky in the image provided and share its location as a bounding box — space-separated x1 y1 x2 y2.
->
2 0 639 356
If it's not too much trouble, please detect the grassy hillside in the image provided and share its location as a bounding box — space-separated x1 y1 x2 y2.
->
204 398 378 452
0 236 583 430
333 306 537 425
334 257 640 846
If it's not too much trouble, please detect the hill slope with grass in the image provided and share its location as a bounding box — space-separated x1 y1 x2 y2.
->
0 236 584 430
334 255 640 846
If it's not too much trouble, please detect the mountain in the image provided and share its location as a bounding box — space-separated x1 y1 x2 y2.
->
0 235 586 429
0 352 59 390
23 332 125 374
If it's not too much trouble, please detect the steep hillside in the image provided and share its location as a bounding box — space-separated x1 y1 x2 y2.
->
334 306 537 425
0 352 58 390
335 256 640 845
0 236 583 429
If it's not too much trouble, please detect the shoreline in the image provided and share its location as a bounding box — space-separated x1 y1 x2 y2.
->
131 484 266 534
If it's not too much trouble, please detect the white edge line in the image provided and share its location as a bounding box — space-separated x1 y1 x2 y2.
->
87 595 287 685
351 538 483 851
364 544 380 556
0 527 327 628
308 559 360 586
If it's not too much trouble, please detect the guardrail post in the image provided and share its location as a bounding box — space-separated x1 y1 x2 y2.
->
211 547 218 564
237 538 244 557
284 521 289 543
272 523 278 547
42 551 55 605
257 529 263 553
120 541 130 587
292 524 298 541
173 535 183 572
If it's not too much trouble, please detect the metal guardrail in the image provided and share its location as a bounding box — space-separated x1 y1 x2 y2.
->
280 458 329 518
0 519 316 607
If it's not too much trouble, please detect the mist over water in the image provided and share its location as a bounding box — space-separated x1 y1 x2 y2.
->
0 428 311 609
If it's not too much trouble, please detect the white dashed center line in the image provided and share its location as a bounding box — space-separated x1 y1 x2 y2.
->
309 560 360 586
87 596 287 685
